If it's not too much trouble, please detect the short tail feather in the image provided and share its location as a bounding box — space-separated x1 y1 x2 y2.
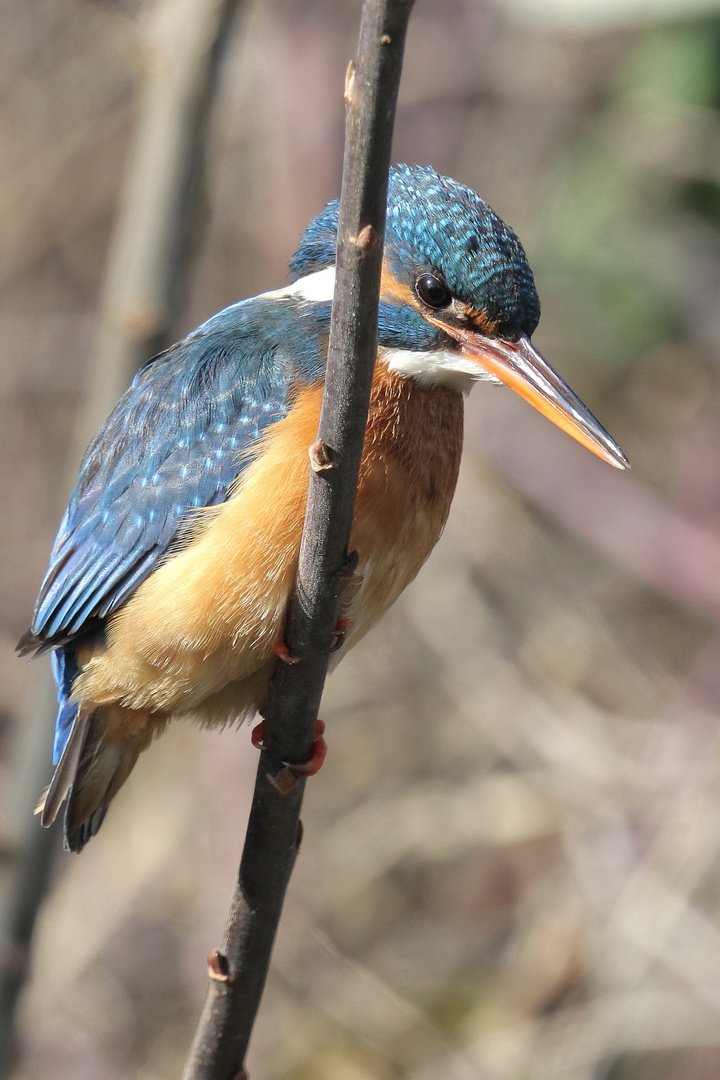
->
33 633 139 852
39 707 140 853
40 706 92 829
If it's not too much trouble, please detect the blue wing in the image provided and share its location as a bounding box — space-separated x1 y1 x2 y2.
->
22 295 327 655
22 293 328 766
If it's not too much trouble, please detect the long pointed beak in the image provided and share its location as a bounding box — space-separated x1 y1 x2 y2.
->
430 319 629 470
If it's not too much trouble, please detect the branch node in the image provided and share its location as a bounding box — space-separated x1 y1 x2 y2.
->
266 768 299 795
207 949 231 982
309 439 337 472
355 224 379 252
344 60 356 103
338 548 360 580
380 33 391 44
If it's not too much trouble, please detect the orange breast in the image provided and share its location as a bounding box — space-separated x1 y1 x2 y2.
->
343 365 464 650
77 361 464 728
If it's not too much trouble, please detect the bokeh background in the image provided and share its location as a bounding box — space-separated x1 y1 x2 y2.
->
3 0 720 1077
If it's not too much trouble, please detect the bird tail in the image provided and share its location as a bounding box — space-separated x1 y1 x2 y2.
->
39 705 143 853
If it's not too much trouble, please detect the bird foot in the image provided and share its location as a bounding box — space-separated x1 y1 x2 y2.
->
272 614 351 663
286 719 327 776
251 718 327 780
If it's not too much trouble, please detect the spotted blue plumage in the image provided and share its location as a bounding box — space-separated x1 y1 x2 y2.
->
291 164 540 340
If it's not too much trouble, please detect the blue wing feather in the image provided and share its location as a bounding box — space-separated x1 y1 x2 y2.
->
51 645 82 764
24 293 328 765
28 295 328 650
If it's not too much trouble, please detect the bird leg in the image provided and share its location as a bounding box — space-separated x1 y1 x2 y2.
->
271 610 352 664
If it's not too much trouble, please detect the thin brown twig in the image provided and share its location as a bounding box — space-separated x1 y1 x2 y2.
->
181 3 415 1077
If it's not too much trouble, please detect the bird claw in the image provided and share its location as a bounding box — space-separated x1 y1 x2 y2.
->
251 720 266 750
251 719 328 786
272 638 301 664
273 615 350 662
283 719 327 776
330 617 350 653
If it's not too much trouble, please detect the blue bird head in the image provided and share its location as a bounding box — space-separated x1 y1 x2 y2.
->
291 164 539 339
290 164 627 470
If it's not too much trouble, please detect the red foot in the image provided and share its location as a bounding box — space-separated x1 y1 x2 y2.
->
250 719 327 777
273 616 350 663
287 719 327 776
330 617 350 653
272 638 301 664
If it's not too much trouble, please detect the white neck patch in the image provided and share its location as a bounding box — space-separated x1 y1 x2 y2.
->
260 266 336 304
259 271 502 395
379 346 501 395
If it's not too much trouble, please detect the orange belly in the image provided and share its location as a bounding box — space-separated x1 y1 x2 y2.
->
343 364 464 653
75 364 464 741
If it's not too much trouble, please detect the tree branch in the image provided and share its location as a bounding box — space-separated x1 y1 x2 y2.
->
181 3 415 1077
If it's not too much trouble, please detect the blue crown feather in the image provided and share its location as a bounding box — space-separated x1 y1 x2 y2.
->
290 164 540 339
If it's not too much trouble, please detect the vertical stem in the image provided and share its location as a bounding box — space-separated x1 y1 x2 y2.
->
182 2 415 1078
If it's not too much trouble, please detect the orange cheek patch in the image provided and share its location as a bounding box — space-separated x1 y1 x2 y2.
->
464 306 499 337
380 261 419 307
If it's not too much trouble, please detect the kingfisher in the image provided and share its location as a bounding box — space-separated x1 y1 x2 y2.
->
18 165 627 852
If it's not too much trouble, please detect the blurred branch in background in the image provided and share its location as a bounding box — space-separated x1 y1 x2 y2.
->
467 391 720 621
0 0 245 1073
76 0 246 452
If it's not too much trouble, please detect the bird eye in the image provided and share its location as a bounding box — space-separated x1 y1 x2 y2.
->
415 274 451 309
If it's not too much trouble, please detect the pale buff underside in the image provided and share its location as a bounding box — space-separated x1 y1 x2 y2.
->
74 368 464 753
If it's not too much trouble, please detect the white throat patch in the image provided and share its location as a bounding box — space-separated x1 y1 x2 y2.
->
379 346 501 395
260 272 502 395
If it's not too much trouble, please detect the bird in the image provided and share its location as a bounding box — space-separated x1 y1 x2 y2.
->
18 164 628 852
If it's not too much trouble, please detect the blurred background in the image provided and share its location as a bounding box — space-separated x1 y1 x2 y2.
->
2 0 720 1076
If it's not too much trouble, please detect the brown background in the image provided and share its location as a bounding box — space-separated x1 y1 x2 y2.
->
3 1 720 1077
